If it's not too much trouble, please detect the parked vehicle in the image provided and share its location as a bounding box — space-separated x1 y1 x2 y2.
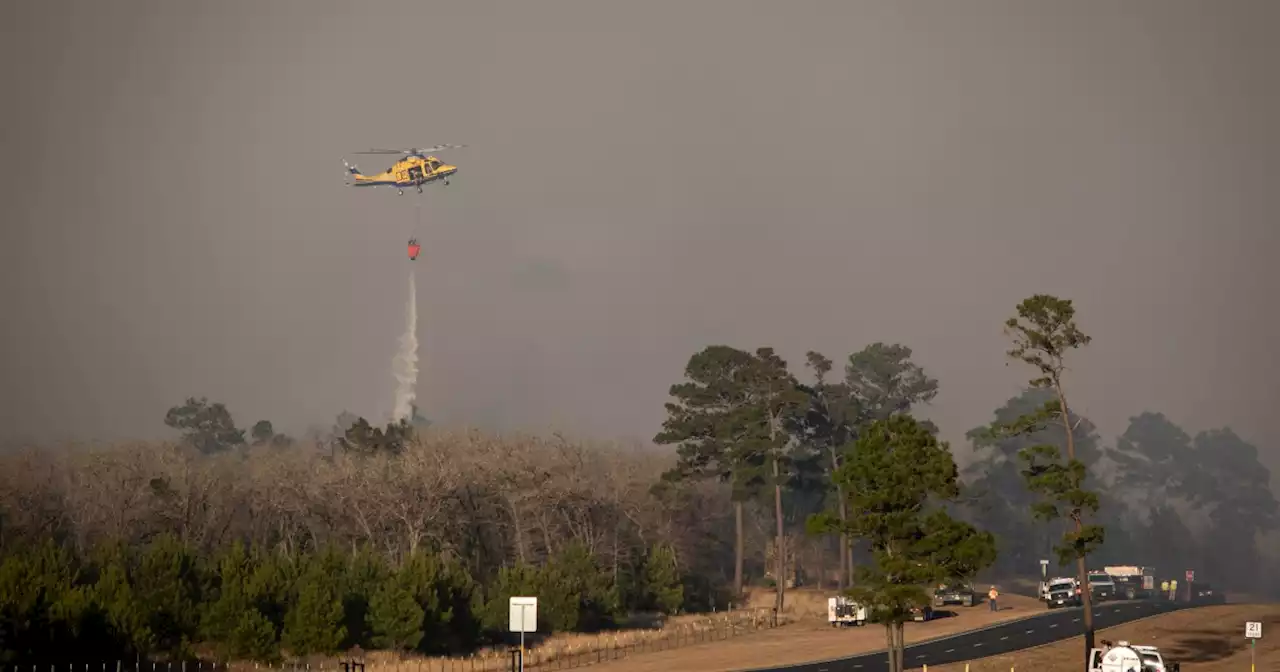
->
1044 577 1083 609
1090 641 1179 672
827 596 869 627
1189 582 1226 605
1104 565 1156 600
933 583 977 607
1088 571 1116 601
911 605 935 621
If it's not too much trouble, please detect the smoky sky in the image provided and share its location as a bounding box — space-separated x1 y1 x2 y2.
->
2 1 1277 473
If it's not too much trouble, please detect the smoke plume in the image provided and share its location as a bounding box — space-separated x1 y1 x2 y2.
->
391 270 418 422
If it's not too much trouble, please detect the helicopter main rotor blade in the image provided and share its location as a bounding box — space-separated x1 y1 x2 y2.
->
409 143 467 154
351 144 468 155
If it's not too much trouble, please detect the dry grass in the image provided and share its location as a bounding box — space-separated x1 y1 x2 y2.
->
573 592 1044 672
925 603 1280 672
740 586 833 621
226 607 778 672
221 588 1043 672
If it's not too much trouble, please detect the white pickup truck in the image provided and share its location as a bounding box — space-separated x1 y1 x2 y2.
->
1043 576 1083 609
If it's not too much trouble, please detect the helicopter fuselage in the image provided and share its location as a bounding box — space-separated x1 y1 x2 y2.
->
346 155 457 194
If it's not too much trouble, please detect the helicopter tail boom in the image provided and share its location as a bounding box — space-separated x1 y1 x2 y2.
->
343 160 382 186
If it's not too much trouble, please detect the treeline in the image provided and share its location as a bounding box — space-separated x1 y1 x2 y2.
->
2 294 1277 667
962 390 1279 585
0 534 680 664
0 432 702 664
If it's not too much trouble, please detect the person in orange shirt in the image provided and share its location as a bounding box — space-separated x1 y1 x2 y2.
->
988 586 999 612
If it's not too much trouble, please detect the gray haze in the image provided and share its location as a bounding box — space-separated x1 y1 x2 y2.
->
2 1 1278 474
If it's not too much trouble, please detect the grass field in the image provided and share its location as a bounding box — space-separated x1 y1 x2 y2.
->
581 591 1044 672
925 603 1280 672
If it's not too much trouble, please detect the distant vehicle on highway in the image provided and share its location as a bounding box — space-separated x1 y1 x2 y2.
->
933 583 977 608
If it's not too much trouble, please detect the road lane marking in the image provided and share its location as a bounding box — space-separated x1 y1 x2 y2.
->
1072 618 1080 622
1025 629 1034 634
1049 623 1058 629
1000 636 1009 641
945 649 955 653
974 642 983 647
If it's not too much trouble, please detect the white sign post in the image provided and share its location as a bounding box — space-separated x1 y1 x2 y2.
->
1246 621 1262 672
509 596 538 672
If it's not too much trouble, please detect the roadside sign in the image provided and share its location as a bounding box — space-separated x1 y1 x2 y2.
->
1185 570 1194 582
509 596 538 633
509 596 538 672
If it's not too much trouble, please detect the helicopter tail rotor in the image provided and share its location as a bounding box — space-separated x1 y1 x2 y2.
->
341 159 364 185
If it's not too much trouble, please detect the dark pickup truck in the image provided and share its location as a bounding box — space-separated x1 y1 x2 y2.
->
1110 575 1152 600
1190 582 1227 605
933 584 976 608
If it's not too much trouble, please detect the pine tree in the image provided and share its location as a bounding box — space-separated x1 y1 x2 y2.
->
282 566 346 656
229 610 279 662
367 579 423 651
200 544 280 662
133 535 201 655
90 549 155 654
482 564 541 633
642 543 683 615
809 415 996 672
1002 293 1102 662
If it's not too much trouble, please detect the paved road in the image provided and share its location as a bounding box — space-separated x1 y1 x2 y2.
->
749 600 1193 672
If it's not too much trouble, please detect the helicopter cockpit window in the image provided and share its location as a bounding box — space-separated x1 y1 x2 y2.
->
426 159 440 171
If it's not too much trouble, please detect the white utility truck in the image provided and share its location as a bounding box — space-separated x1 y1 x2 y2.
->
1089 641 1179 672
826 596 868 627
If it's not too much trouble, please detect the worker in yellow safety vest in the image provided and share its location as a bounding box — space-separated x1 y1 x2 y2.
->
1160 580 1169 599
1169 579 1178 601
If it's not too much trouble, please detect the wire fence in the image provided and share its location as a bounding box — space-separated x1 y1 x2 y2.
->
13 609 783 672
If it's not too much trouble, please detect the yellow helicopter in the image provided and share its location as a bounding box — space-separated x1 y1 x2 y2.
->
342 144 465 195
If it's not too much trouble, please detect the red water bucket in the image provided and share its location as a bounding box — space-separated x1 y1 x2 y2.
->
407 240 421 260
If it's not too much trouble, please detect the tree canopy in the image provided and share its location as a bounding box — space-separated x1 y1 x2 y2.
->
809 415 995 672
